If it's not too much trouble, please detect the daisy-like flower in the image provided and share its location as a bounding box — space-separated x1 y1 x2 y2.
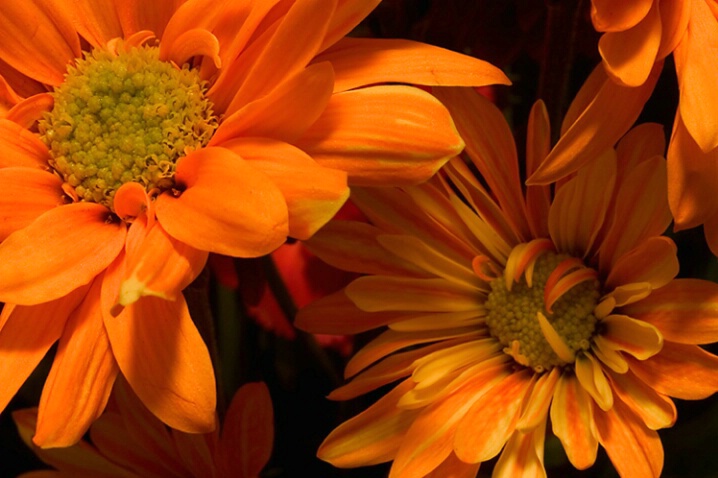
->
13 379 273 478
0 0 508 447
538 1 718 253
297 87 718 477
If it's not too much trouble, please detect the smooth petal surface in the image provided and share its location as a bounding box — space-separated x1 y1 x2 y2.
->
0 168 64 241
55 0 123 48
0 286 88 413
674 0 718 152
594 399 664 478
0 203 125 305
605 236 678 291
609 370 676 430
626 342 718 400
155 147 289 257
34 277 118 448
529 63 660 184
621 279 718 344
222 137 349 240
104 295 216 434
316 38 510 93
319 0 382 52
551 374 598 469
492 422 547 478
217 382 274 478
319 379 421 467
598 1 661 86
0 118 52 169
0 0 80 85
294 85 463 186
591 0 653 31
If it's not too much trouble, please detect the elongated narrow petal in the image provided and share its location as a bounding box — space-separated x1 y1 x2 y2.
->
319 379 420 467
0 203 125 305
575 353 613 411
222 137 349 240
316 38 510 93
608 370 676 430
0 1 80 85
605 236 678 290
0 119 52 169
594 399 664 478
319 0 382 52
551 374 598 469
493 421 547 478
0 168 64 241
155 147 289 258
424 452 479 478
529 62 660 184
34 277 119 448
0 286 88 414
294 85 463 186
104 295 216 434
217 382 274 478
54 0 123 48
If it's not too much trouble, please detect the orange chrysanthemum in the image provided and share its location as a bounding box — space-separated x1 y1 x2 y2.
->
297 88 718 478
538 1 718 253
14 379 273 478
0 0 509 448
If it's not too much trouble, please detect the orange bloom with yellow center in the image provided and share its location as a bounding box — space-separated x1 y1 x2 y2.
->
297 88 718 478
540 1 718 253
14 379 273 478
0 0 509 448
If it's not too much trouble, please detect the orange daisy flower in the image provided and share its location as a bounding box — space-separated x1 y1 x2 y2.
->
297 87 718 477
0 0 509 448
539 1 718 252
13 379 273 478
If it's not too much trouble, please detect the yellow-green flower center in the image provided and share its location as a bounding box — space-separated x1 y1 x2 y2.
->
485 251 600 372
39 45 217 211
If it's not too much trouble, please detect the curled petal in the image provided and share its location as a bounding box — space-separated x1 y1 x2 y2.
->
155 147 289 258
164 28 220 68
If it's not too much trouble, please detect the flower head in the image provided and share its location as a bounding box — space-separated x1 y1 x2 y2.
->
13 379 274 478
0 0 509 447
297 87 718 477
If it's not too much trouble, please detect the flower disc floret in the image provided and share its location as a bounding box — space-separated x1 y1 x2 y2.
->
485 252 600 372
40 45 218 211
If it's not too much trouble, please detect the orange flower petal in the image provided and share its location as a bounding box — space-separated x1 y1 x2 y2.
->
164 28 221 69
594 398 664 478
171 429 215 478
598 1 661 86
5 93 54 129
667 111 718 229
318 379 420 467
704 211 718 256
0 1 80 85
216 382 274 478
212 61 335 143
0 118 52 169
34 277 118 448
453 370 534 463
517 367 560 430
591 0 653 31
0 202 125 305
0 168 64 241
598 156 671 273
315 38 510 93
674 0 718 152
155 147 289 257
118 221 208 308
575 353 613 411
319 0 382 52
54 0 123 48
548 148 616 258
116 0 181 39
0 286 88 414
12 408 132 477
528 62 661 184
601 314 663 360
434 87 529 239
215 0 337 115
222 137 349 240
424 452 479 478
605 236 678 291
621 279 718 344
492 422 547 478
294 85 463 186
104 295 216 434
551 374 598 469
608 370 676 430
525 100 552 239
615 123 666 185
657 0 691 58
626 342 718 400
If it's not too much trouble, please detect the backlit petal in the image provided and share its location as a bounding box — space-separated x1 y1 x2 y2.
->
0 202 125 305
294 85 463 186
605 236 678 291
104 295 216 434
155 147 289 257
316 38 510 93
591 0 653 31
